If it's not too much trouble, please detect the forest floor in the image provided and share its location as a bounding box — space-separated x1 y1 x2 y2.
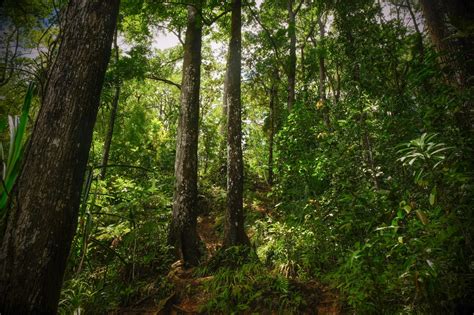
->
114 184 342 314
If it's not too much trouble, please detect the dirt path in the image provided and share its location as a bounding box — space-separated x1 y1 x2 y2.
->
165 213 221 314
166 183 342 314
197 215 221 258
113 184 343 314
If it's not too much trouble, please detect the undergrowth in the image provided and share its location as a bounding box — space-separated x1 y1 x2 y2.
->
196 246 308 314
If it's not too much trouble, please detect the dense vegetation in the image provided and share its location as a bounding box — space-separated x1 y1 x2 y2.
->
0 0 473 313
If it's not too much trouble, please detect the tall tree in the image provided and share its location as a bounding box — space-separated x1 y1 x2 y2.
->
101 27 121 179
419 0 473 137
169 1 202 266
418 0 457 76
224 0 249 247
317 13 330 128
0 0 119 313
286 0 303 111
268 68 279 185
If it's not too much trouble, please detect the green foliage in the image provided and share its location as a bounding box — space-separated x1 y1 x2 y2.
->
61 76 179 312
275 101 329 199
0 83 33 212
58 277 95 315
62 174 175 312
253 1 474 311
254 217 318 279
397 132 452 183
7 0 468 312
199 248 306 314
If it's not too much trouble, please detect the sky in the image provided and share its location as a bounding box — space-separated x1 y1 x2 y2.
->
152 30 180 50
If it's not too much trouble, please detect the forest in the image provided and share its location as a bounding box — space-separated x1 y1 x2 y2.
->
0 0 473 313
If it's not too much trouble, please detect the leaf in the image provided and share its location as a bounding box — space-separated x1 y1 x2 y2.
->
0 83 34 211
429 186 436 206
403 204 412 213
416 209 429 225
375 225 398 231
397 209 404 219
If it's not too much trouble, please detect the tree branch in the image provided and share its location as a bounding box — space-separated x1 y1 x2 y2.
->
294 0 305 15
203 8 232 26
146 75 181 90
248 5 285 72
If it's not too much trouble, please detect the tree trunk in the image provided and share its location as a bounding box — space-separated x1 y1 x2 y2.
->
444 0 474 84
224 0 249 248
0 1 119 313
101 28 121 180
287 0 297 111
419 0 473 86
418 0 457 73
420 0 473 146
405 0 425 64
318 17 326 102
268 73 278 186
169 2 202 266
338 11 380 190
318 15 330 128
101 86 120 179
219 67 229 186
300 45 306 102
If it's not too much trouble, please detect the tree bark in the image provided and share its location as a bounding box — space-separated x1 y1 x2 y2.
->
169 2 202 266
444 0 474 82
101 27 121 180
224 0 249 248
419 0 473 145
0 1 119 313
418 0 456 72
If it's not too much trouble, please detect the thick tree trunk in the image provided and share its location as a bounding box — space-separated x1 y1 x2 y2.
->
446 0 474 136
224 0 249 248
169 3 202 266
101 28 121 180
418 0 457 73
287 0 297 111
0 1 119 313
420 0 473 146
419 0 473 85
444 0 474 82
